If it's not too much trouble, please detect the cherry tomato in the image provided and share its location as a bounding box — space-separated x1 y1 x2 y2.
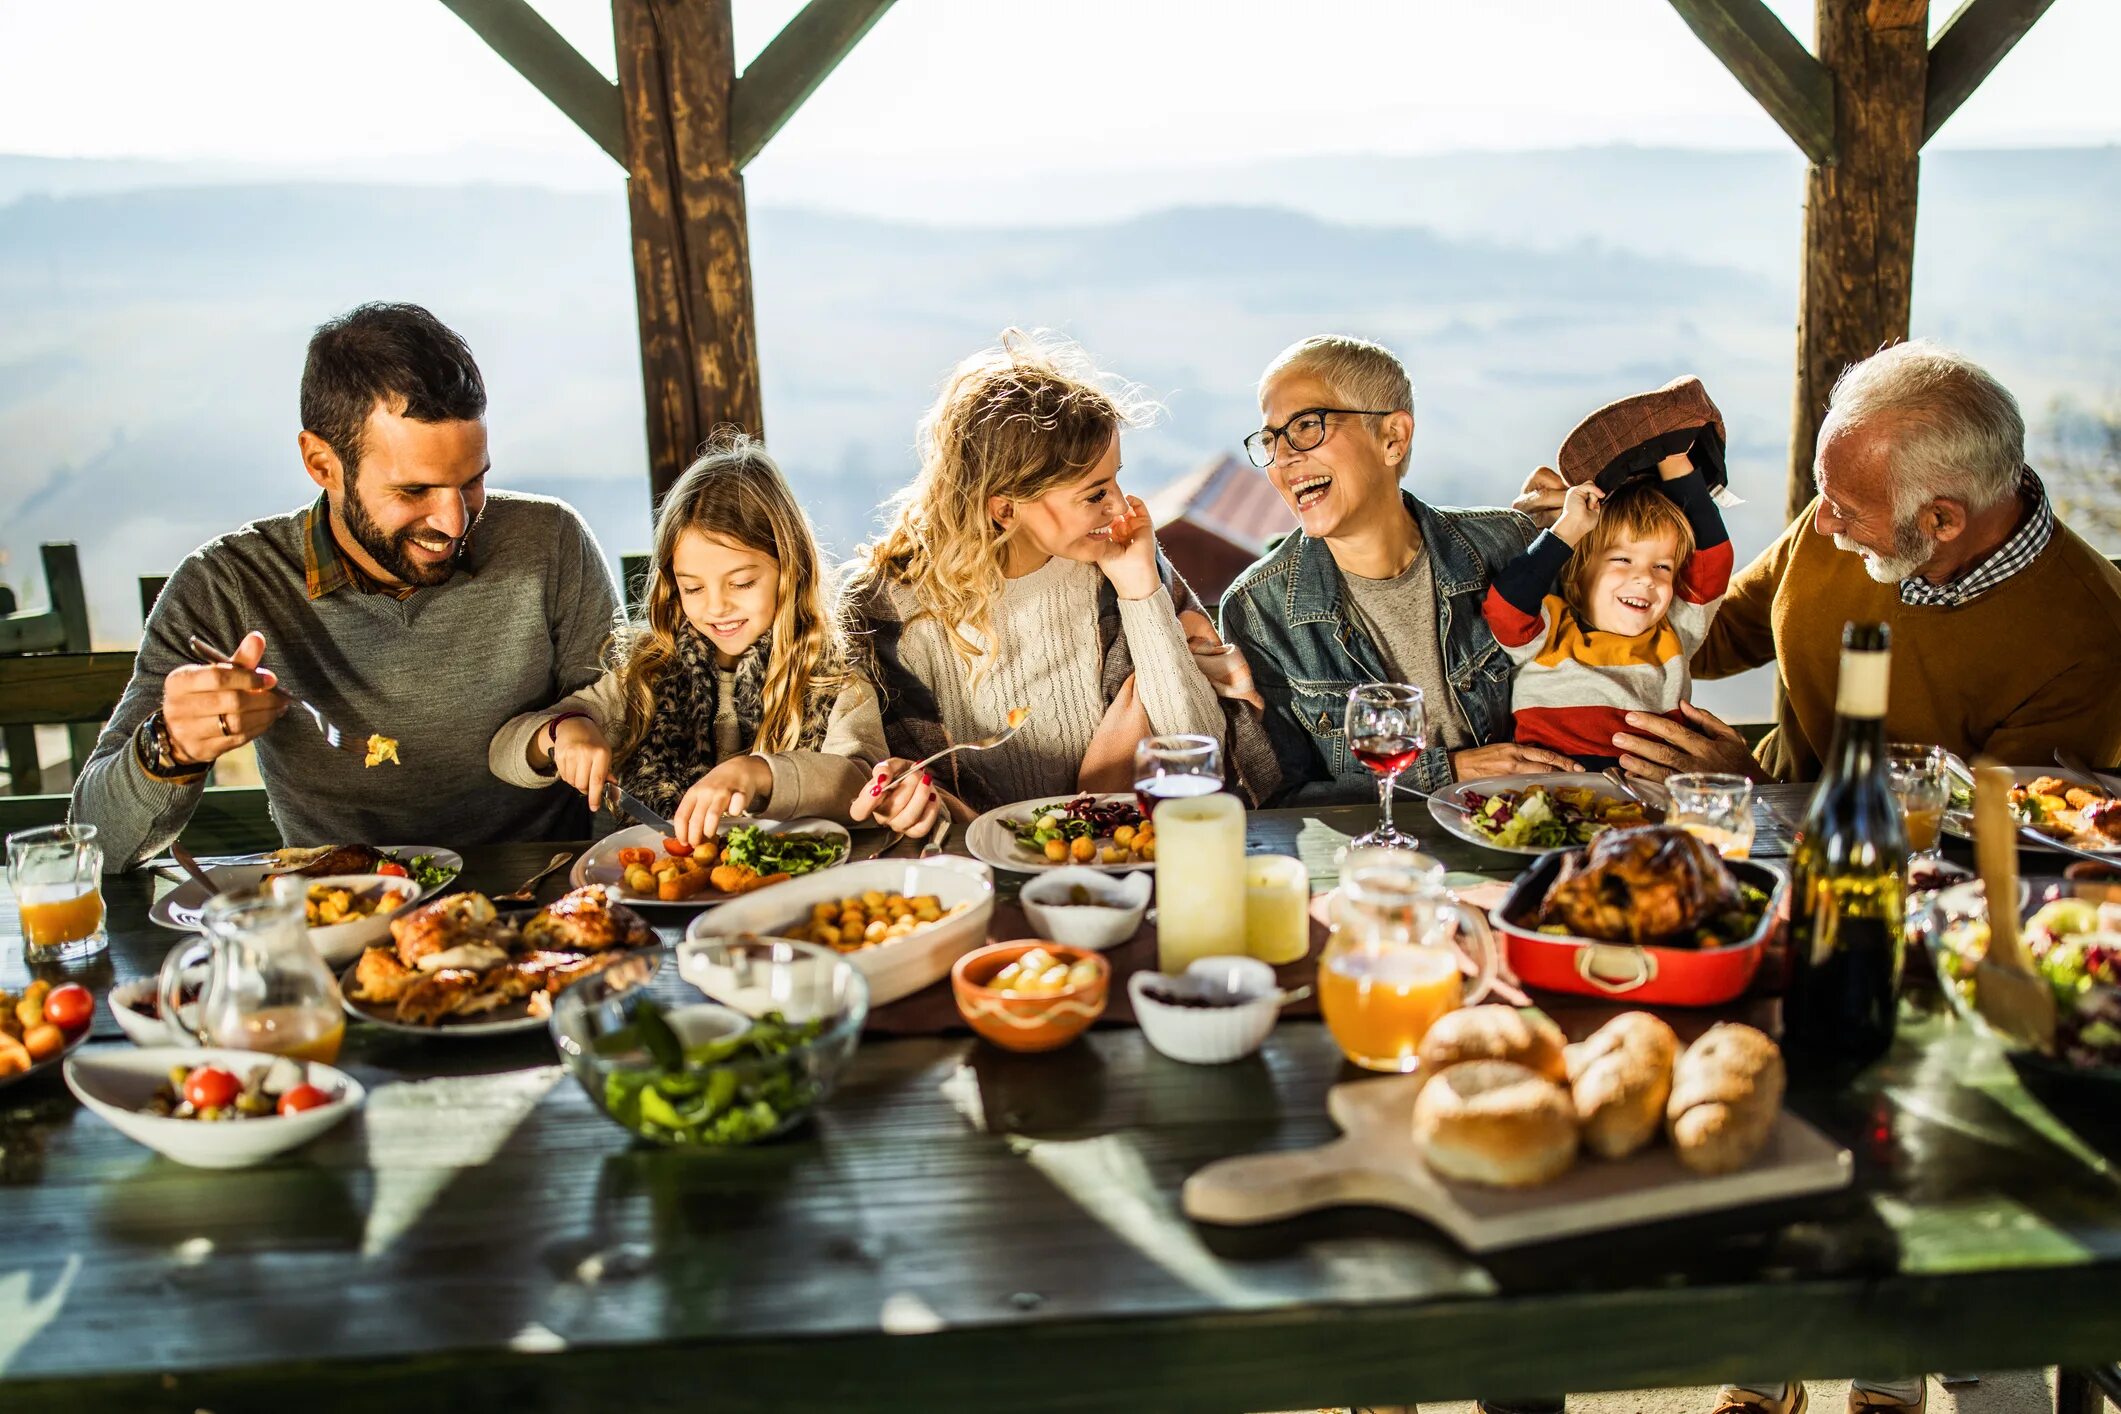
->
183 1066 241 1110
43 983 94 1035
376 860 410 877
277 1083 333 1116
661 837 694 858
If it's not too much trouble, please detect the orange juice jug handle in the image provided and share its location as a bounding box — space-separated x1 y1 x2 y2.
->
157 936 215 1047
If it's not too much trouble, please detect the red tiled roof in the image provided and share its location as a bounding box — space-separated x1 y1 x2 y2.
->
1145 454 1295 555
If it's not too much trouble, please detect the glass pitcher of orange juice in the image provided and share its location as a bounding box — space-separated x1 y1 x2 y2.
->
1319 852 1499 1073
159 888 346 1062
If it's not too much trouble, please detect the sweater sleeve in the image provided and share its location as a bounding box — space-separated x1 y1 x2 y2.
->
1482 531 1573 661
546 506 622 697
1660 468 1734 605
1118 586 1226 744
758 678 888 824
1693 505 1806 680
486 671 629 789
68 552 249 871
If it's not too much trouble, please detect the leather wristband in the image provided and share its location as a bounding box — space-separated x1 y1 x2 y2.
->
543 711 592 747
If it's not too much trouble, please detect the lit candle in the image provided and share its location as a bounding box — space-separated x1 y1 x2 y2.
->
1154 790 1246 972
1244 855 1311 965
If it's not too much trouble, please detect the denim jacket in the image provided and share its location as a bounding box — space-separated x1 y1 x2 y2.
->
1218 493 1534 803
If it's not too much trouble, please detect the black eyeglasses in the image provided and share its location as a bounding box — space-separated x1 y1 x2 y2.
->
1242 407 1395 469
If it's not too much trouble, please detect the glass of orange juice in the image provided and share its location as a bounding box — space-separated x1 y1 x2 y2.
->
7 824 107 962
1319 854 1498 1072
1887 744 1949 859
1666 773 1756 859
158 888 346 1063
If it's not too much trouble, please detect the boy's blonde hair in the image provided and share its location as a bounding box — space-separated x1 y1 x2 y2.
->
610 432 849 766
1561 481 1695 623
850 328 1156 680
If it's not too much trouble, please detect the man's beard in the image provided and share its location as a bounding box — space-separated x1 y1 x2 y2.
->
1836 515 1933 585
340 484 474 588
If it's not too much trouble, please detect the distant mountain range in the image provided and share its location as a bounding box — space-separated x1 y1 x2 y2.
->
4 146 2118 724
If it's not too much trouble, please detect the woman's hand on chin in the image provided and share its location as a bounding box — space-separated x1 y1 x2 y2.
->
1084 494 1162 600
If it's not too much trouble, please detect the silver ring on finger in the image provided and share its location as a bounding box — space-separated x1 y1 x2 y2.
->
218 712 233 737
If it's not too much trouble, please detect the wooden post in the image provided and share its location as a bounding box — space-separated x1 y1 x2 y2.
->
1786 0 1929 520
613 0 764 507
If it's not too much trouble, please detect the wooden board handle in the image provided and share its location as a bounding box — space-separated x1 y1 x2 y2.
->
1972 759 2030 974
1182 1136 1387 1226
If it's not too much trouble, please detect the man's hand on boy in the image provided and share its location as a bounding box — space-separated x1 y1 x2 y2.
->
1512 465 1566 528
1553 483 1604 545
1612 702 1764 784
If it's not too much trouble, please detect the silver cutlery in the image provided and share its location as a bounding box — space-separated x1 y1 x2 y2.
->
168 842 221 896
187 634 372 759
877 709 1032 795
603 783 678 837
919 816 954 858
495 850 578 904
1393 780 1474 814
2054 746 2121 795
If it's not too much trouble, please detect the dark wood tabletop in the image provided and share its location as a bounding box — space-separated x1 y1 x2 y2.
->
2 806 2118 1414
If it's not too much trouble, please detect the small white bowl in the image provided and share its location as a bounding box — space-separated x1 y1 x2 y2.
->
1020 867 1152 951
65 1046 364 1169
108 976 199 1047
270 873 422 966
1129 956 1281 1065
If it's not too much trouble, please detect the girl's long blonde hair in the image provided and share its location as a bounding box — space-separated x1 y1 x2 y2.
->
611 433 851 765
848 329 1155 679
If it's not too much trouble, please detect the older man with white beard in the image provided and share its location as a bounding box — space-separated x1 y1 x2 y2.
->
1520 340 2121 782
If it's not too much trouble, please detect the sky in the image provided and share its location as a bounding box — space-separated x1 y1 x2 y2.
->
0 0 2115 191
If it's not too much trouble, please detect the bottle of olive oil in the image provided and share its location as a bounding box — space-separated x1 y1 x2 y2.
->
1785 622 1909 1069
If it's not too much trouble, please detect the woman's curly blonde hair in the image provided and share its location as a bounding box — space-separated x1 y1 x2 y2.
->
848 329 1156 682
609 432 852 767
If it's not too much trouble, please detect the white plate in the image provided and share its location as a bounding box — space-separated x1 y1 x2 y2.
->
571 820 852 906
65 1046 363 1169
149 845 463 932
1425 773 1646 857
0 1019 92 1090
682 856 995 1007
1938 757 2114 856
966 793 1153 875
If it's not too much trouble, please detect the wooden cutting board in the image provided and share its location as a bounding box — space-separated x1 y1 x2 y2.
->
1182 1072 1852 1251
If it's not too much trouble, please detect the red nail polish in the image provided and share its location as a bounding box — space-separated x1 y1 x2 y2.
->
871 781 884 796
921 772 933 786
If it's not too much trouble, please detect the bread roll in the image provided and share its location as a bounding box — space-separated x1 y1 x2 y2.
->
1565 1012 1680 1159
1413 1060 1579 1188
1419 1005 1568 1083
1666 1023 1785 1174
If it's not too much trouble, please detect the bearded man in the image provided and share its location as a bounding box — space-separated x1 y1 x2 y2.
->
72 302 619 867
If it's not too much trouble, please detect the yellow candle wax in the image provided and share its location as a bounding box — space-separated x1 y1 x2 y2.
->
1153 790 1246 972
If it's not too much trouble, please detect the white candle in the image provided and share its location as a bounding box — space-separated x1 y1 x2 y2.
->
1244 855 1312 965
1154 791 1247 971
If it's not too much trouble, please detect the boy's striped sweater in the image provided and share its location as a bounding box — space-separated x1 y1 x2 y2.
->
1480 470 1733 765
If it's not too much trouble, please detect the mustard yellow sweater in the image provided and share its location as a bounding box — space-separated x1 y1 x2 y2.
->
1694 499 2121 781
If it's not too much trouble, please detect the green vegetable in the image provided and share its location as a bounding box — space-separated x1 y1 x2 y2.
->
721 826 846 878
600 998 831 1147
382 852 458 891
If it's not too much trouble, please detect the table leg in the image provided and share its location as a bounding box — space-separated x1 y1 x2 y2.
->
2056 1367 2117 1414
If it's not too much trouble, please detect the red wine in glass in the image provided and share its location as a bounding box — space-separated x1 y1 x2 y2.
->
1351 734 1422 777
1134 772 1222 818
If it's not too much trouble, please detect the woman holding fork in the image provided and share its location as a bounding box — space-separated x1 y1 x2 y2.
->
843 329 1276 838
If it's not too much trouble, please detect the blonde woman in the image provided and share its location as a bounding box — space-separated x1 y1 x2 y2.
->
846 329 1276 835
491 436 885 844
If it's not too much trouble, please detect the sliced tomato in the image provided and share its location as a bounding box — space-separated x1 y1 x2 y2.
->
183 1066 241 1110
661 837 694 857
277 1083 333 1116
616 846 655 868
43 983 94 1035
376 860 410 877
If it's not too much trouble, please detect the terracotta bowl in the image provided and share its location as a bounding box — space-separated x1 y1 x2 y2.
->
951 940 1109 1053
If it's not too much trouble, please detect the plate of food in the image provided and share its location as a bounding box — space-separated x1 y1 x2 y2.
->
1429 773 1654 856
966 793 1156 874
570 820 852 905
339 884 659 1036
0 980 97 1088
1926 875 2121 1085
149 843 463 931
65 1047 363 1169
1937 760 2121 855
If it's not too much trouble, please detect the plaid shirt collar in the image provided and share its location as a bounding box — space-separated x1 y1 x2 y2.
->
302 495 475 602
1898 467 2053 608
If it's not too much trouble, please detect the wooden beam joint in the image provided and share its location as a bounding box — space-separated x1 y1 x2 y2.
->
437 0 626 166
1666 0 1837 165
730 0 897 170
1924 0 2059 146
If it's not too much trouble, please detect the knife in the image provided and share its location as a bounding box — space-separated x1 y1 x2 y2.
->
604 783 677 837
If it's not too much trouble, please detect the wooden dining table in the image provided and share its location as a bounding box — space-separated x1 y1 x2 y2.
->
2 802 2118 1414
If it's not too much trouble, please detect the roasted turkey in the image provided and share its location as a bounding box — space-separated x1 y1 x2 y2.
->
389 892 503 966
521 885 646 953
1538 825 1742 945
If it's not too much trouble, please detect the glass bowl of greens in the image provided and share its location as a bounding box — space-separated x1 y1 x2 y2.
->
550 940 867 1148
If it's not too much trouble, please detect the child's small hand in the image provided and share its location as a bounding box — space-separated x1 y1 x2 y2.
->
1656 449 1694 480
674 755 774 845
550 717 613 804
1554 483 1605 545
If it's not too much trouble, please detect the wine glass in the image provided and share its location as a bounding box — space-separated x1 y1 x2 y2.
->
1344 683 1426 849
1133 734 1222 817
1887 743 1949 861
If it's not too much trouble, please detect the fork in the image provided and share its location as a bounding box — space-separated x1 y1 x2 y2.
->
494 850 578 904
876 709 1032 795
187 635 371 758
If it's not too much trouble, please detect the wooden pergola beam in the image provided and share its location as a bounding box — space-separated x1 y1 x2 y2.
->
1924 0 2060 145
1664 0 1837 166
731 0 898 171
437 0 625 165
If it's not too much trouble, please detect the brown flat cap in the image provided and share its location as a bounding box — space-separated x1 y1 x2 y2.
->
1557 375 1728 495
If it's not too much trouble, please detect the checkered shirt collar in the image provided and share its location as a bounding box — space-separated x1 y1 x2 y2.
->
1898 467 2052 608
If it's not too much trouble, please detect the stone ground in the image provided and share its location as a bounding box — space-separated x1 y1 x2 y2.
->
1268 1370 2062 1414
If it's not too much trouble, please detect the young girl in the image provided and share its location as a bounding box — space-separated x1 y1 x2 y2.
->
1481 448 1733 772
844 328 1273 835
491 437 886 844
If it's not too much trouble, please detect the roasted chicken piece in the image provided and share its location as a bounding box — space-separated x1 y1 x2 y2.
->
1539 825 1742 945
390 892 503 966
351 945 419 1003
515 948 631 994
394 964 537 1026
521 886 644 953
271 844 384 877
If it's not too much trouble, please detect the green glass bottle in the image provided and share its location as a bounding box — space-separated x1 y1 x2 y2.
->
1785 621 1909 1069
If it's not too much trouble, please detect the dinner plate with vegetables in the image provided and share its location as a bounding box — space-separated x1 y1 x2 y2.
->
571 819 852 905
1428 774 1654 857
966 793 1157 874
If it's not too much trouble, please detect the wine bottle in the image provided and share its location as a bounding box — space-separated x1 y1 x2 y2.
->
1785 622 1909 1070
